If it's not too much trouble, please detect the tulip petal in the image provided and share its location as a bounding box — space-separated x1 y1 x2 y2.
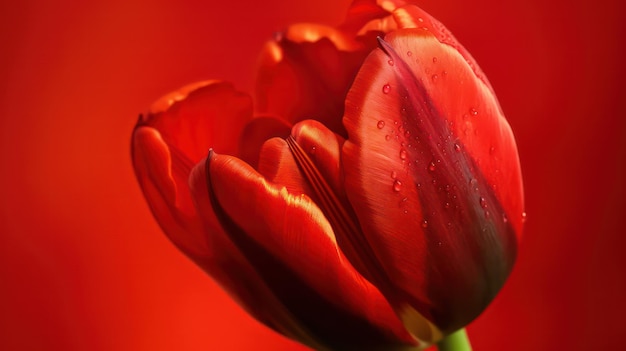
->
341 0 406 35
131 81 252 259
188 158 327 350
238 115 291 168
342 30 521 333
256 137 312 196
255 24 374 137
206 151 418 349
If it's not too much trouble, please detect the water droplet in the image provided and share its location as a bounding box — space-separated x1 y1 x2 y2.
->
382 84 391 94
444 202 450 209
417 17 424 23
428 161 436 172
432 57 438 63
404 130 411 138
431 74 439 83
388 59 395 66
377 120 385 129
385 135 391 141
469 107 478 116
407 51 413 56
489 146 496 154
391 171 397 179
393 180 402 192
469 178 479 191
479 197 487 209
399 149 407 160
502 213 509 223
521 212 527 223
422 220 428 228
454 143 461 152
442 70 448 77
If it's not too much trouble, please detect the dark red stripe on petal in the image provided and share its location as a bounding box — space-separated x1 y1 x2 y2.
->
285 135 383 285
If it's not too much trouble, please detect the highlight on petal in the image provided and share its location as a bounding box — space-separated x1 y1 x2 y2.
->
131 81 253 258
342 29 521 334
205 151 419 350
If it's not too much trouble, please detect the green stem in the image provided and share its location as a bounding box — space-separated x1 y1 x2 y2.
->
436 328 472 351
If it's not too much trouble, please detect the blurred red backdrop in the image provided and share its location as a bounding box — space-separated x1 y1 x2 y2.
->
1 0 624 350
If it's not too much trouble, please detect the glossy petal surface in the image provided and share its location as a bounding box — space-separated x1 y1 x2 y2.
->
342 29 521 333
132 81 252 259
206 151 417 350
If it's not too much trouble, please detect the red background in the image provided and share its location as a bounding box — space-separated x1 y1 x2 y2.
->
1 0 624 350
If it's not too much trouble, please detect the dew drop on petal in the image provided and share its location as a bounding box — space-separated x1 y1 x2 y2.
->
382 84 391 94
393 180 402 192
503 213 509 223
432 57 438 63
388 59 395 66
431 74 439 83
428 161 436 172
407 51 413 56
422 219 428 228
469 178 479 191
399 149 407 160
522 211 528 223
469 107 478 116
391 171 397 179
385 135 391 141
489 146 496 154
454 143 461 152
479 197 487 208
377 120 385 129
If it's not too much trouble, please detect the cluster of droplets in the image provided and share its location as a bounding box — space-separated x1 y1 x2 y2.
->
375 47 524 231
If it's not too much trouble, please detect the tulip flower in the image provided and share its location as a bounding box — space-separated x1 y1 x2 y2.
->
131 0 524 350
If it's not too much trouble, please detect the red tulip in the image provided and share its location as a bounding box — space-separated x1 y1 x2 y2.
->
131 0 524 350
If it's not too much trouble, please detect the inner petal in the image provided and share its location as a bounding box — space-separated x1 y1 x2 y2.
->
286 125 387 294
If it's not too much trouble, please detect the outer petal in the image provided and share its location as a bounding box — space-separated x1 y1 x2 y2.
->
188 158 327 350
205 151 420 350
342 29 522 335
131 81 252 259
255 24 374 137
